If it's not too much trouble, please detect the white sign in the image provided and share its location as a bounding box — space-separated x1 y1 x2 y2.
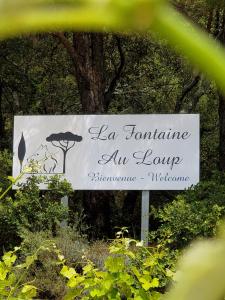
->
13 114 199 190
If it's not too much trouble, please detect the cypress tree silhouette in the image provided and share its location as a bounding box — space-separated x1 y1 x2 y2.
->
18 133 26 172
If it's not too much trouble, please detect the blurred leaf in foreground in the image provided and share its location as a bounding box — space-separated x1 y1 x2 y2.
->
1 0 225 94
0 0 164 37
164 230 225 300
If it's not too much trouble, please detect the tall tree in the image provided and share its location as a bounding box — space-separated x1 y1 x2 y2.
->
54 32 125 237
205 1 225 171
216 11 225 171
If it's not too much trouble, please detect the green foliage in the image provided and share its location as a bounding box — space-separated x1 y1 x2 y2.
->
44 174 73 200
151 173 225 248
0 247 37 299
84 240 110 270
0 241 59 299
19 228 88 299
0 175 71 251
0 150 12 192
181 172 225 206
199 92 219 178
1 0 225 95
14 176 69 232
61 232 176 299
0 230 176 299
3 226 225 300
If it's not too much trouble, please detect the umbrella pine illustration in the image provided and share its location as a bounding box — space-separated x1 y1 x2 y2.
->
46 132 82 173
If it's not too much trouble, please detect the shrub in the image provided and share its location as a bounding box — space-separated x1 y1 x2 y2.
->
2 227 225 300
0 175 72 252
150 173 225 248
61 232 176 299
0 149 12 191
84 240 109 270
0 229 177 299
0 241 59 300
19 227 88 299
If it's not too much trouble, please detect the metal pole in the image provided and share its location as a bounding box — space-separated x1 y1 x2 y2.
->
141 191 150 246
60 195 68 227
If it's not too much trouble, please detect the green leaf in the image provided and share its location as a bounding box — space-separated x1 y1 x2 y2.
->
164 239 225 300
7 176 16 183
105 256 125 273
60 265 77 279
90 288 106 297
25 254 37 268
144 257 156 267
152 5 225 94
63 288 82 300
67 276 85 288
134 288 151 300
3 252 17 267
126 250 136 259
15 263 27 269
139 277 152 291
0 0 164 38
150 278 159 288
151 291 162 300
131 266 141 278
83 263 93 274
13 247 20 252
166 268 175 278
0 263 9 280
102 279 113 291
21 284 37 297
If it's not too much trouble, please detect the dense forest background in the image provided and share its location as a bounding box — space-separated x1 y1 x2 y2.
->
0 0 224 240
2 1 225 299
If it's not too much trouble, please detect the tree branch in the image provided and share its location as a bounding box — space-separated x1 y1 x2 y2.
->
51 141 66 151
67 141 76 151
188 91 205 113
104 35 125 111
206 7 214 33
175 74 201 113
53 32 76 63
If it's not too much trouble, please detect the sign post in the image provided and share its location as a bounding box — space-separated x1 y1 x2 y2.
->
141 191 150 245
13 114 200 240
60 195 68 227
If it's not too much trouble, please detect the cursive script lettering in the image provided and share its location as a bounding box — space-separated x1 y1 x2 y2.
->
123 125 191 141
98 150 129 165
88 125 118 140
133 149 182 170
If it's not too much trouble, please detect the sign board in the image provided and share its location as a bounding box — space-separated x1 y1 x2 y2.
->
13 114 199 190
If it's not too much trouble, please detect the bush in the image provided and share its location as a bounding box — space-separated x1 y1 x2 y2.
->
84 240 109 269
0 175 72 252
0 241 59 299
150 172 225 249
0 149 12 191
0 232 176 299
12 228 177 299
19 227 88 299
2 227 225 300
61 231 177 299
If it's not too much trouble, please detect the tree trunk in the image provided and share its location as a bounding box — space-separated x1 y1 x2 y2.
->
218 92 225 171
56 32 126 238
72 32 114 238
0 82 5 149
73 32 105 113
62 150 67 174
217 10 225 171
